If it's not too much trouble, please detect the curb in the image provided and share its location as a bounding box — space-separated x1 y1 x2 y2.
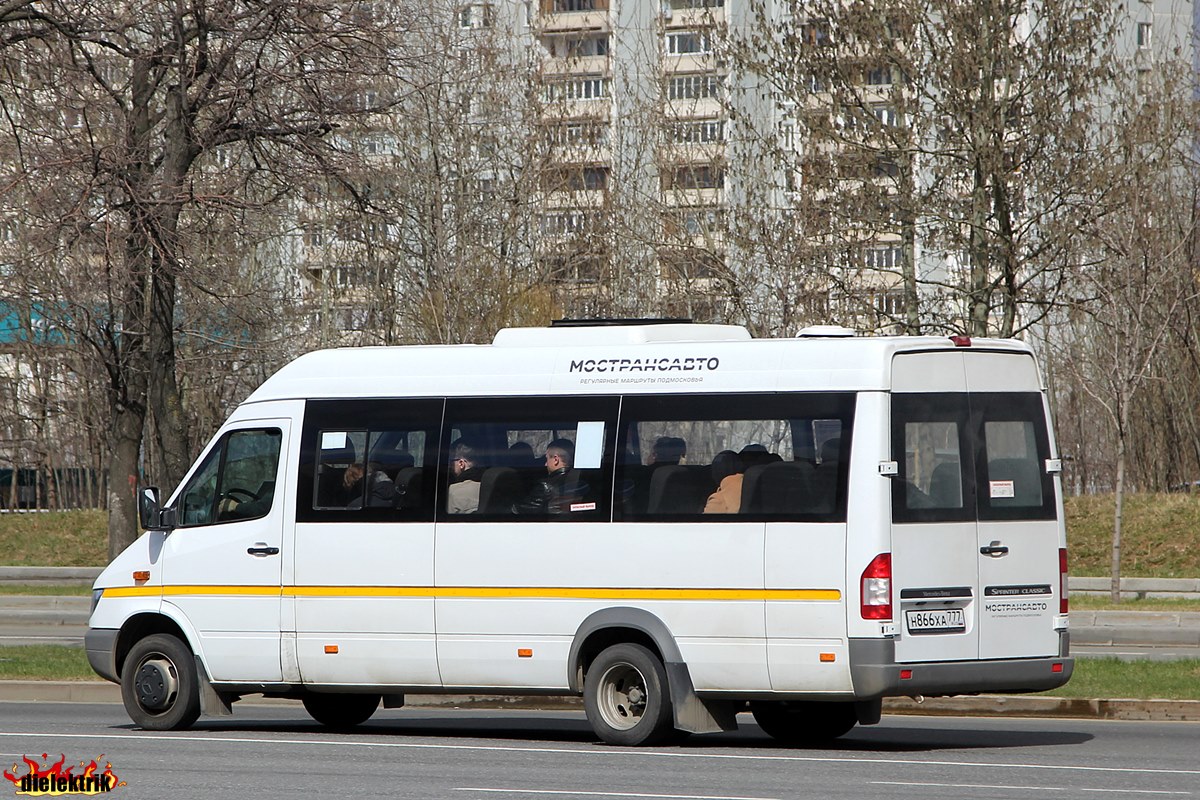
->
2 682 1198 722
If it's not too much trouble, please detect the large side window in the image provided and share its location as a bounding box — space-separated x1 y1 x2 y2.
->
891 394 973 523
178 428 282 527
297 399 443 523
439 396 619 521
616 393 855 522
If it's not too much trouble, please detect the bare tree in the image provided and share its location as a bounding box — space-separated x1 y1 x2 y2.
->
1060 61 1199 601
0 0 427 555
732 0 1118 336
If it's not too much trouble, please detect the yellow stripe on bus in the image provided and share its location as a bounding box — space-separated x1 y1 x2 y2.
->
103 585 839 601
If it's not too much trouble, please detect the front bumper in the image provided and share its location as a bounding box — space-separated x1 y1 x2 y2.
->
84 628 120 683
850 636 1073 698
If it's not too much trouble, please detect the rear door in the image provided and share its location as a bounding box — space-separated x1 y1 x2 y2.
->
890 351 1062 663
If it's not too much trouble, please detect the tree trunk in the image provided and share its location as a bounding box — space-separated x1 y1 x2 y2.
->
1110 408 1128 603
148 267 191 493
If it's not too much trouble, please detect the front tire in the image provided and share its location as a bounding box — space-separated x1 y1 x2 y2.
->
302 693 380 730
120 633 201 731
750 701 857 745
584 643 675 746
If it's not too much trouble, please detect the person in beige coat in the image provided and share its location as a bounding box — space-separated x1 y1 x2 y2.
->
703 450 744 514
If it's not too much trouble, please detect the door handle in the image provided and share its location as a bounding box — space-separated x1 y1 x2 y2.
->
980 542 1009 557
247 545 280 556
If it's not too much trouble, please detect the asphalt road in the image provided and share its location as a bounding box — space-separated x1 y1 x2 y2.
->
2 703 1198 800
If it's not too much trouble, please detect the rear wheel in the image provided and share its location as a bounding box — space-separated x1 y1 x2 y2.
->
750 701 857 745
120 633 201 731
584 643 675 746
302 693 380 730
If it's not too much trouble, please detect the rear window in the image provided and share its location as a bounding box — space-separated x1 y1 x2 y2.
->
892 392 1055 523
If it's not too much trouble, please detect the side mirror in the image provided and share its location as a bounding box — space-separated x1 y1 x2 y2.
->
138 487 176 531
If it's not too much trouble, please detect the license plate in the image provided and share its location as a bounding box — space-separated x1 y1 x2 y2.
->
906 608 966 635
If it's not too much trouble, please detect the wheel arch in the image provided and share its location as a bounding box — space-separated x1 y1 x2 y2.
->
115 612 198 680
567 607 683 693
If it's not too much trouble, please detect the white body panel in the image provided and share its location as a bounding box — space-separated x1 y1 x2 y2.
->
90 328 1067 704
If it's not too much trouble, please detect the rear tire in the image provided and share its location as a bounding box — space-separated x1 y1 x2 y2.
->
302 693 380 730
750 701 857 745
584 643 675 746
120 633 201 731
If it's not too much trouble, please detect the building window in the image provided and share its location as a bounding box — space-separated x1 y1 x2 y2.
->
543 166 609 191
667 73 721 100
459 2 493 27
1136 22 1151 49
864 245 902 270
866 66 893 86
663 164 724 190
669 119 725 144
546 0 605 11
539 210 599 236
871 105 898 127
666 30 714 55
668 206 722 236
543 75 609 102
668 0 724 8
544 119 609 147
558 34 609 57
799 20 832 46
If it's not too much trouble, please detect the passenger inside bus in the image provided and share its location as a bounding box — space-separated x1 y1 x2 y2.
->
703 451 744 514
447 439 483 514
512 438 580 516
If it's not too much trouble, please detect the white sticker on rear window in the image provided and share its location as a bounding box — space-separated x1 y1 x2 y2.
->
570 502 597 512
990 480 1015 498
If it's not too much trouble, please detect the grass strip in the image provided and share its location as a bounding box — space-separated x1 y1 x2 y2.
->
0 510 107 567
1069 595 1200 612
0 645 97 681
1038 657 1200 701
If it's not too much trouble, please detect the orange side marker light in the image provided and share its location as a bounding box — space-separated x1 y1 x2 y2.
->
324 645 339 654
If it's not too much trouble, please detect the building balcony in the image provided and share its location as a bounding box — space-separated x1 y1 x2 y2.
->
540 54 611 77
535 0 610 33
661 6 726 29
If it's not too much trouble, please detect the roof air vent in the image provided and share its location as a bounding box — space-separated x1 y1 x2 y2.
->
797 325 856 338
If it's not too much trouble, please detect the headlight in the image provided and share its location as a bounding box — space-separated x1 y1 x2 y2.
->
90 589 103 616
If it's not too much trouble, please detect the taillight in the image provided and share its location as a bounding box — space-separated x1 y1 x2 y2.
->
861 553 892 620
1059 548 1069 614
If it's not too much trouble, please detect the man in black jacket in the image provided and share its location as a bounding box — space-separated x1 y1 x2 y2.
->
513 438 577 516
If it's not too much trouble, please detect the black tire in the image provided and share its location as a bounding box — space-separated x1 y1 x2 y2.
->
750 701 857 745
302 693 380 730
584 643 675 746
120 633 201 731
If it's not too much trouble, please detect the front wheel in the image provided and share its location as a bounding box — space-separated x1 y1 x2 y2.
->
583 643 675 746
750 701 857 745
120 633 201 731
302 693 380 730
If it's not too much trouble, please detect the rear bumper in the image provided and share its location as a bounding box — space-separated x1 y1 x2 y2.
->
849 635 1073 698
85 628 120 684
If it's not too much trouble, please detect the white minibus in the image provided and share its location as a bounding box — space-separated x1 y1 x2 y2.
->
87 321 1072 745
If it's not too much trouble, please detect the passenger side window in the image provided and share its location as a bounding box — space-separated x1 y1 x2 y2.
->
440 396 619 521
616 393 855 522
178 429 282 527
297 399 442 523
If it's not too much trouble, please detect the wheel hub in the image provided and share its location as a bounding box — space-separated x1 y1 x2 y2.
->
135 657 178 711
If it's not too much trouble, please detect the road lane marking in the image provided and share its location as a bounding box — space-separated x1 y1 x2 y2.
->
1 731 1198 778
873 782 1189 795
457 789 779 800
